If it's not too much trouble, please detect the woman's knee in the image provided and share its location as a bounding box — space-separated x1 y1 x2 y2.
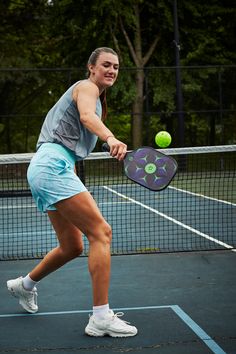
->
59 238 84 260
103 222 112 243
70 243 84 258
87 221 112 244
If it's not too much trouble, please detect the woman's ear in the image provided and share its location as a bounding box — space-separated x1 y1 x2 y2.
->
87 64 94 76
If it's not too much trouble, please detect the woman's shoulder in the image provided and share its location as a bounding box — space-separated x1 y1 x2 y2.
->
74 79 99 92
72 79 99 101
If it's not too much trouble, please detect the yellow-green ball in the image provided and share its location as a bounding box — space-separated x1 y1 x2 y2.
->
155 131 172 148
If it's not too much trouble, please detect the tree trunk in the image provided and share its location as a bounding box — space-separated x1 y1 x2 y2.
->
118 3 159 148
132 69 144 148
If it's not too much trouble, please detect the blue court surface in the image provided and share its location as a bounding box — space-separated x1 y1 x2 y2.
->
0 150 235 353
1 183 235 258
0 251 235 353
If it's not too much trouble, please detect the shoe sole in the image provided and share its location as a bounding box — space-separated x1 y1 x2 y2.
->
7 281 38 314
85 326 137 337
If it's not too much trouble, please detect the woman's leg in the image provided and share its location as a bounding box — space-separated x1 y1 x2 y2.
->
54 191 112 306
7 190 137 336
29 212 84 282
30 191 111 306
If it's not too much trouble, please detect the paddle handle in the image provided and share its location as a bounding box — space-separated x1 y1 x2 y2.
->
102 143 110 152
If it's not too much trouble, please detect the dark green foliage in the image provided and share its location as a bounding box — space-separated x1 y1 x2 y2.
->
0 0 235 152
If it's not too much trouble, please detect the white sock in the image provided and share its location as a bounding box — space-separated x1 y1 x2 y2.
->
93 304 110 319
22 274 38 291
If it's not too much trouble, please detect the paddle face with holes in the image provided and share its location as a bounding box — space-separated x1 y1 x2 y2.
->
123 146 178 191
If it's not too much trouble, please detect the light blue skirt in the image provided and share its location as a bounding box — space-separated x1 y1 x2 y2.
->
27 143 87 213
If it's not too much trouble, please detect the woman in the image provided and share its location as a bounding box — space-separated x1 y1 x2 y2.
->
7 47 137 337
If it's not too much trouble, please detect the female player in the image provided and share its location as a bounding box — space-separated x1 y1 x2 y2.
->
7 47 137 337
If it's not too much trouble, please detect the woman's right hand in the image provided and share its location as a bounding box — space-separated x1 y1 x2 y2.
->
106 136 127 161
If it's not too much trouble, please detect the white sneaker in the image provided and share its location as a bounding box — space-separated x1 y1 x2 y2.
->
85 310 138 337
7 277 38 313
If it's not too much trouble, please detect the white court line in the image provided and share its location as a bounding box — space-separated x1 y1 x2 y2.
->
0 305 226 354
0 231 54 238
103 186 234 251
0 204 36 209
169 186 236 207
0 201 134 210
99 201 132 205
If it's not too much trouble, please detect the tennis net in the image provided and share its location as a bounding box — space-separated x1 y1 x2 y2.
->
0 145 235 260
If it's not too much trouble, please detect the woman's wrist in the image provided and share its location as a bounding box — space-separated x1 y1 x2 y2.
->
106 135 115 142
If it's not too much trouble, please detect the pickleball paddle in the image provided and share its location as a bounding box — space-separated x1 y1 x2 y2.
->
102 143 178 191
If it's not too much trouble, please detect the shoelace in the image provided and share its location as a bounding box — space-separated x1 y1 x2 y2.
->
112 312 130 325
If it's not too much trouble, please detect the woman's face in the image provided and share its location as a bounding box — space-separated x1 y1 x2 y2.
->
88 52 119 90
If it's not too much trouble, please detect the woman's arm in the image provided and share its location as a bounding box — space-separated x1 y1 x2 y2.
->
74 81 127 160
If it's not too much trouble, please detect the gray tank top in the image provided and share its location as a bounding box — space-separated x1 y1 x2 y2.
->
36 81 102 159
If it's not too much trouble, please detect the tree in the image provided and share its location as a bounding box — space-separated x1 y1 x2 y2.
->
0 0 52 152
95 0 168 147
118 3 160 147
0 0 235 152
